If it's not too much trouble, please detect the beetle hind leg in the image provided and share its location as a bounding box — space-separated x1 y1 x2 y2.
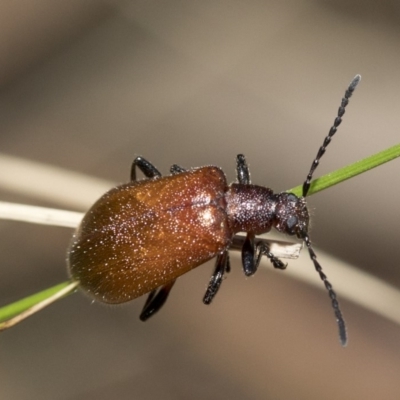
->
139 280 176 321
203 251 230 305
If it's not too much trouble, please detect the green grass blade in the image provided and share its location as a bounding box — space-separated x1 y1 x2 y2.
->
0 281 77 327
288 144 400 197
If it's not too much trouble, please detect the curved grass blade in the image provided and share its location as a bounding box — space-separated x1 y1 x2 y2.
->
0 281 78 331
288 144 400 197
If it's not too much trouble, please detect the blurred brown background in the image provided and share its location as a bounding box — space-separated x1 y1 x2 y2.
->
1 1 400 399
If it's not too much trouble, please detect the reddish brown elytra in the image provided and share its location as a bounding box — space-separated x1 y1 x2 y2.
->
68 75 361 346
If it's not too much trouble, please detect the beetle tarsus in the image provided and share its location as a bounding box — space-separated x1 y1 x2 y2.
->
257 242 287 270
241 233 287 276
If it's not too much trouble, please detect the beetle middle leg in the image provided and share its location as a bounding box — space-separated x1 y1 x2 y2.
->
236 154 251 184
140 280 177 321
242 233 286 276
203 251 230 305
131 156 162 181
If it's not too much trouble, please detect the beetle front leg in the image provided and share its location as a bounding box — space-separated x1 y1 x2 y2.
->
131 156 162 181
139 279 177 321
255 241 287 270
242 233 286 276
203 251 230 305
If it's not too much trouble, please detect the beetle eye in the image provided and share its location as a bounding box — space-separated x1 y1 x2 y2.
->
287 194 297 202
287 216 298 231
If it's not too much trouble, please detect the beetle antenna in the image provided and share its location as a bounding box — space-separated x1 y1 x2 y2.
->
302 233 347 346
302 74 361 197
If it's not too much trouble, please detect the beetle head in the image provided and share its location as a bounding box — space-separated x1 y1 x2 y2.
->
274 193 309 237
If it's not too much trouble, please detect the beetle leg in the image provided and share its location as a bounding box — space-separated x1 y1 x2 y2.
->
224 253 231 273
203 251 229 305
236 154 251 184
241 232 257 276
255 240 287 270
170 164 186 175
141 289 157 310
242 233 286 276
139 280 177 321
131 156 162 181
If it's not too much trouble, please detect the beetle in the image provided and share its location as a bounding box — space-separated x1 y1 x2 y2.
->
68 75 361 346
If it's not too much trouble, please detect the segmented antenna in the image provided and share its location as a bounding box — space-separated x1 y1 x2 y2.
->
300 75 361 346
302 74 361 197
302 233 347 346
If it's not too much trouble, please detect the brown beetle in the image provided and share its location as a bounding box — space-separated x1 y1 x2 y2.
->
68 75 361 346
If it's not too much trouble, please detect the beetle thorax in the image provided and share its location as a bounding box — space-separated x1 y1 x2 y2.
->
225 183 275 235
